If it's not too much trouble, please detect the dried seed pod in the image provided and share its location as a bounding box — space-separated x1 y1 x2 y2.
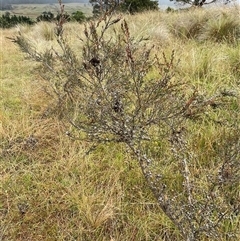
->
89 57 100 67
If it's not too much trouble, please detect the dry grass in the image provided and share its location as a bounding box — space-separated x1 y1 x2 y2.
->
1 5 240 241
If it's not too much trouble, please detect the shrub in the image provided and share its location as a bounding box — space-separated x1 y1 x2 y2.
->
71 11 86 23
13 2 240 240
36 11 55 22
0 12 34 28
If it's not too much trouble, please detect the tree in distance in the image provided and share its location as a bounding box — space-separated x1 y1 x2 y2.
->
90 0 158 15
119 0 158 13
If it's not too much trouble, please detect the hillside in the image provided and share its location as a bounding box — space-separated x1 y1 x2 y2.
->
1 0 89 3
0 2 92 18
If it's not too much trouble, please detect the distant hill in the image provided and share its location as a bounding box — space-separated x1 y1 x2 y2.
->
0 0 89 4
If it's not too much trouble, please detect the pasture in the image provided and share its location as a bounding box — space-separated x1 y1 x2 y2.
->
1 5 240 241
0 3 93 19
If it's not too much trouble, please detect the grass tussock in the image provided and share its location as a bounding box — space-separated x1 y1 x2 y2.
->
1 5 240 241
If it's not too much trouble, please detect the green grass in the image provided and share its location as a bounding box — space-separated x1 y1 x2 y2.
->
1 5 240 241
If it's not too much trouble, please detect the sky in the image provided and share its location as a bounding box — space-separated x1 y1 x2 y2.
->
158 0 175 8
159 0 175 6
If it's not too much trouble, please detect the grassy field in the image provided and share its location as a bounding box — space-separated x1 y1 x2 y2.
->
1 5 240 241
0 3 93 19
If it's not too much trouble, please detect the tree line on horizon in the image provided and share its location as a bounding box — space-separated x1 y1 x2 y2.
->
0 9 88 28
